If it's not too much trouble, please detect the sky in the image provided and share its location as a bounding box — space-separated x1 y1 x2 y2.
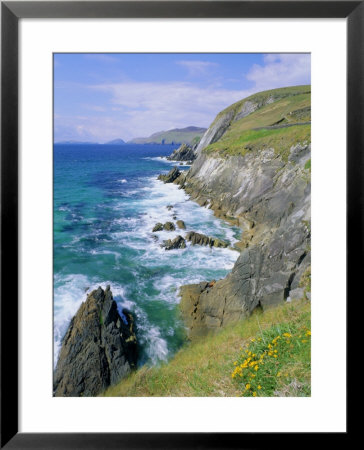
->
54 53 310 143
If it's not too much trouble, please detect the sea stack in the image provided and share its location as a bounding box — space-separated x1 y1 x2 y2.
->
54 286 137 397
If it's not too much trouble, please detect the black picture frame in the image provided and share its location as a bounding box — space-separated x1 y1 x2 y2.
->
1 1 356 448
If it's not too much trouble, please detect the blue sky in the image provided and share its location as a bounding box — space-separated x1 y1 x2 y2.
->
54 53 310 143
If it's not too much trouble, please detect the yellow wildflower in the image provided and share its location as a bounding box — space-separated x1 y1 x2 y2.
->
253 392 257 397
245 383 251 390
283 332 292 338
258 385 262 389
254 365 259 371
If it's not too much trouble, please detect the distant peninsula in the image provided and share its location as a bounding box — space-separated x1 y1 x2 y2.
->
104 138 126 145
128 126 206 145
54 126 206 146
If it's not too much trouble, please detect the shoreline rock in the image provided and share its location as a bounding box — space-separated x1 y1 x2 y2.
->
162 235 186 250
157 167 181 183
54 286 138 397
186 231 229 248
167 143 197 162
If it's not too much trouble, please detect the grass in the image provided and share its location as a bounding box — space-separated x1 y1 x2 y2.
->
205 124 311 161
305 159 311 171
231 316 311 397
101 298 310 397
204 86 311 160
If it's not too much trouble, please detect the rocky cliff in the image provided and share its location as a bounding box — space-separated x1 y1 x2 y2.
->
54 286 137 396
167 143 197 162
177 85 311 339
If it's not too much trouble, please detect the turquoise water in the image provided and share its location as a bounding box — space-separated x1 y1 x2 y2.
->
54 144 240 366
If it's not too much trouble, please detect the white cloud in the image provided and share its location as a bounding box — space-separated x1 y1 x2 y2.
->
83 54 119 64
54 54 311 142
247 53 311 90
55 81 253 142
176 60 219 77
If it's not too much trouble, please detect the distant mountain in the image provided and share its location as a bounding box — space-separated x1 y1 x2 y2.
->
104 139 126 145
128 126 207 145
55 140 100 145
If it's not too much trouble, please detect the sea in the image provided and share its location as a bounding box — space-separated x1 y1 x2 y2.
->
54 144 241 367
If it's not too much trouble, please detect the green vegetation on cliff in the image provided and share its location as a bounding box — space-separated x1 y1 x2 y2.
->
101 298 310 397
203 85 311 160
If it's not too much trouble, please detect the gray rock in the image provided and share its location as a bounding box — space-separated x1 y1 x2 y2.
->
167 143 196 162
289 288 305 300
162 235 186 250
176 220 186 230
157 167 181 183
54 286 137 397
152 223 163 232
163 222 175 231
185 231 229 248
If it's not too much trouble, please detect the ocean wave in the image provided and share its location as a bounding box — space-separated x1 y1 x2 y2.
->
53 275 170 367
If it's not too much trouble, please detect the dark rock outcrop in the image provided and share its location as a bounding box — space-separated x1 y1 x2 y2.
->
152 223 163 232
185 231 229 248
54 286 137 397
167 143 197 162
162 235 186 250
163 222 175 231
158 167 181 183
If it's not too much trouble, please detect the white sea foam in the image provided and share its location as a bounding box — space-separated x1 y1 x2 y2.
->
53 275 170 367
54 170 241 368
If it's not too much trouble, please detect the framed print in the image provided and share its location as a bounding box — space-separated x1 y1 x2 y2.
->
1 1 357 447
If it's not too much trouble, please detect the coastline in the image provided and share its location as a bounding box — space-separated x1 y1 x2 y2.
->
54 145 241 369
54 85 311 397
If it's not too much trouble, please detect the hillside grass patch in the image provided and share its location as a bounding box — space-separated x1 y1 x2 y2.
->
204 124 311 161
231 317 311 397
101 299 310 397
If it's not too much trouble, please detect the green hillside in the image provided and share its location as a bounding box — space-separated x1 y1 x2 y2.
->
129 126 206 145
102 299 310 397
204 85 311 160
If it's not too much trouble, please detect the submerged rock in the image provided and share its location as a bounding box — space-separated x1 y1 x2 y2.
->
176 220 186 230
162 235 186 250
157 167 181 183
54 286 137 397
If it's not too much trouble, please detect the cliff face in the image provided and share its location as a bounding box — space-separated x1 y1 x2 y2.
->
54 286 137 396
178 86 311 339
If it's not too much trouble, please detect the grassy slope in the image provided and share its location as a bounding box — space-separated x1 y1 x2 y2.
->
130 128 206 145
102 299 310 397
204 85 311 160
